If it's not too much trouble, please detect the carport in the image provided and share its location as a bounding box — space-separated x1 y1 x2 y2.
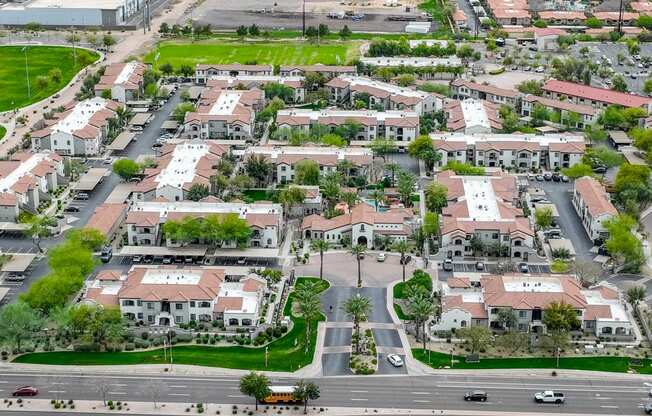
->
1 254 36 273
129 113 152 128
211 248 279 266
608 130 632 149
548 238 576 260
107 132 136 151
105 183 134 204
160 120 179 132
74 168 109 191
0 222 29 232
119 246 207 257
0 288 9 305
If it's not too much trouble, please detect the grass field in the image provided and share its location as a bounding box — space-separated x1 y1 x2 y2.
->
0 125 6 141
0 46 99 112
14 277 329 372
413 349 652 374
144 40 360 69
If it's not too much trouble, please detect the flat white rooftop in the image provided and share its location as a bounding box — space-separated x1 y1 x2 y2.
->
461 176 500 221
115 61 139 85
0 153 49 193
408 39 450 48
277 109 418 121
155 142 211 189
360 56 462 67
342 76 430 99
431 132 585 146
502 276 563 293
460 99 490 130
582 290 629 322
208 91 243 116
219 282 259 314
131 201 282 218
142 269 202 285
246 145 372 159
53 97 108 135
2 0 127 9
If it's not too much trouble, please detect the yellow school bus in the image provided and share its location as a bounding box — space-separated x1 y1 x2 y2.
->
263 386 299 403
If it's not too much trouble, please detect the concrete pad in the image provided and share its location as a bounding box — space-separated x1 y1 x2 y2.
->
322 352 353 376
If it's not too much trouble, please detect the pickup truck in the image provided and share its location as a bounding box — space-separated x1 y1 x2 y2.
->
534 391 564 404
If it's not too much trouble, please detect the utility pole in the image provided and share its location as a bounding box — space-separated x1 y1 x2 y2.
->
302 0 306 37
143 1 146 34
22 46 31 99
617 0 624 36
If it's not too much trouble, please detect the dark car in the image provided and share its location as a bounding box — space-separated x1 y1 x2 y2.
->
64 206 80 213
13 386 38 397
464 390 487 402
552 173 561 182
143 255 154 264
593 165 607 174
645 402 652 414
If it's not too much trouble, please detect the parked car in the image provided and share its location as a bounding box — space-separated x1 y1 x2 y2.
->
645 402 652 415
475 261 485 271
12 386 38 397
64 206 80 213
534 391 564 404
593 165 607 174
143 255 154 264
552 173 561 182
561 175 569 183
464 390 487 402
5 273 25 282
443 258 453 271
74 192 89 200
175 256 185 263
543 172 552 181
376 252 386 262
535 175 544 181
162 255 173 264
132 255 142 263
519 262 529 273
99 246 113 263
103 157 113 165
237 257 247 265
185 256 194 264
387 354 404 367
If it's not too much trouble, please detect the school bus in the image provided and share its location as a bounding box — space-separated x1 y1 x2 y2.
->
263 386 299 403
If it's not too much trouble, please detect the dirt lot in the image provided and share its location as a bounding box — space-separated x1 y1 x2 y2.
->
189 0 434 32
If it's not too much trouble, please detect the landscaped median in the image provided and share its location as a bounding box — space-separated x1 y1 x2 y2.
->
0 125 6 141
413 349 652 374
14 277 330 372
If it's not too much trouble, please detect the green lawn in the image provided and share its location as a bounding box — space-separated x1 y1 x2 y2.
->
393 271 433 299
242 189 279 203
0 125 6 142
0 46 99 112
413 349 652 374
14 277 330 372
144 40 360 70
393 303 411 320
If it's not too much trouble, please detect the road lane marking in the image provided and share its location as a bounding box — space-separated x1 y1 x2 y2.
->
169 393 190 397
48 391 66 393
600 405 619 409
110 384 127 387
169 385 187 388
411 392 430 395
351 390 368 393
108 392 126 395
435 384 647 394
351 398 368 401
413 400 431 403
51 383 67 385
227 395 245 398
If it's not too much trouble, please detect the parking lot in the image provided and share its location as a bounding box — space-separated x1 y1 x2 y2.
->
450 262 550 274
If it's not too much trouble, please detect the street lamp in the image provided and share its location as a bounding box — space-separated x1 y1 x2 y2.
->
22 46 31 99
265 346 269 368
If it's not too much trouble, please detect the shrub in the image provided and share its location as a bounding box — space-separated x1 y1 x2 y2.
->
124 343 135 351
73 342 100 352
134 338 150 349
141 332 149 340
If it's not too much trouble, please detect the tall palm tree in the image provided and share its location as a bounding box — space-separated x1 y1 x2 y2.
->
384 162 401 186
392 240 410 282
350 244 367 288
295 282 322 353
342 295 372 354
369 189 385 212
310 239 329 280
341 191 358 212
115 106 133 127
245 154 272 187
336 159 354 184
407 292 436 350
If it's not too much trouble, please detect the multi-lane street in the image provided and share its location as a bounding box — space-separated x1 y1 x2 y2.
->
1 371 651 415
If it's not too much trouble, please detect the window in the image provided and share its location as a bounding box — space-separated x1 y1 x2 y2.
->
199 301 211 308
176 303 183 310
147 315 154 323
518 323 527 331
190 301 196 307
147 302 154 310
514 240 522 246
122 300 135 307
518 311 526 318
175 315 183 324
137 300 142 306
190 314 196 321
492 233 498 239
491 308 499 314
137 313 143 320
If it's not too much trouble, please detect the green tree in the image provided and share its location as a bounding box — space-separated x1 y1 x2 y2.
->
339 25 352 39
543 301 580 331
293 380 320 414
0 301 42 351
496 308 517 330
294 281 322 352
320 172 341 208
397 170 417 207
561 162 594 179
20 271 84 313
236 25 248 37
604 214 644 271
160 62 174 76
425 182 448 212
310 239 330 280
644 78 652 95
542 329 570 365
342 295 372 354
396 74 416 87
585 17 603 28
239 372 271 411
22 214 56 253
341 191 358 211
388 239 410 279
531 103 549 126
279 186 308 218
534 207 553 230
350 244 367 288
369 189 385 212
48 67 63 84
102 34 116 48
496 331 528 354
422 211 439 239
219 214 253 248
457 326 492 354
370 139 397 163
444 161 485 175
469 235 484 257
627 286 646 306
517 79 543 95
35 75 49 91
584 124 608 144
294 160 320 185
408 135 440 170
611 75 628 93
66 227 107 251
172 102 196 122
245 154 272 187
187 183 209 201
407 291 436 349
112 158 140 180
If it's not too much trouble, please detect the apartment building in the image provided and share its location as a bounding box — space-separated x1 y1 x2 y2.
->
278 64 357 78
359 56 462 68
30 97 119 156
521 94 599 128
592 11 640 25
133 140 228 202
83 266 266 327
206 76 306 103
453 8 467 29
94 61 147 103
183 87 264 141
492 8 531 25
450 79 521 109
431 133 585 170
126 200 283 249
244 146 373 185
537 10 586 24
433 274 634 340
326 76 444 115
630 1 652 13
275 109 419 144
195 64 274 84
444 99 502 134
301 202 414 249
437 171 535 261
0 151 64 221
542 79 652 113
572 176 618 243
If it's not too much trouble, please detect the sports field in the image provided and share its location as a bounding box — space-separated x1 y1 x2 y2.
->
0 46 99 112
144 40 360 69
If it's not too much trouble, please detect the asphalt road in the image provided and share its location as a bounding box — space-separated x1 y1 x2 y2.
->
0 91 183 303
1 371 652 414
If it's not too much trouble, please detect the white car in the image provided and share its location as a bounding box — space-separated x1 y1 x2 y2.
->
376 252 386 262
387 354 403 367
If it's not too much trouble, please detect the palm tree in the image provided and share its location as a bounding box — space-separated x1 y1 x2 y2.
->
350 244 367 288
392 240 410 282
115 106 133 127
384 162 401 186
295 281 322 352
341 191 358 212
342 295 372 354
310 239 329 280
336 159 354 183
22 214 56 253
369 189 385 212
407 292 436 350
627 286 646 306
245 154 272 187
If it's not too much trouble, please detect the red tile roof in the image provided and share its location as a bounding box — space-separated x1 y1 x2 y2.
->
542 79 652 108
574 176 618 217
